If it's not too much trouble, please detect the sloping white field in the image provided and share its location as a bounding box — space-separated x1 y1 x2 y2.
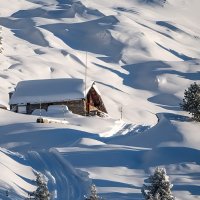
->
58 140 200 200
0 148 36 199
0 0 200 199
0 109 125 152
0 146 91 200
0 110 200 200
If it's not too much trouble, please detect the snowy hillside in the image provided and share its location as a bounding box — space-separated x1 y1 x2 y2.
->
0 0 200 199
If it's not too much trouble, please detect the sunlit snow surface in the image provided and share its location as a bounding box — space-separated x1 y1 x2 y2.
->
0 0 200 199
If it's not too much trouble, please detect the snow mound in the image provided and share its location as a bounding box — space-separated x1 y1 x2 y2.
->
71 138 106 147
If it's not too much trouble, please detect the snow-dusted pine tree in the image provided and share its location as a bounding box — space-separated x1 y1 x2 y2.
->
141 167 175 200
85 184 103 200
32 173 50 200
180 82 200 122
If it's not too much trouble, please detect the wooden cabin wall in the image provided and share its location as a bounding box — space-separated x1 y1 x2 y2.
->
87 87 107 114
63 99 86 115
25 99 86 115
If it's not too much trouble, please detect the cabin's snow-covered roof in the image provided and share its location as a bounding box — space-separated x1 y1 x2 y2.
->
9 78 85 105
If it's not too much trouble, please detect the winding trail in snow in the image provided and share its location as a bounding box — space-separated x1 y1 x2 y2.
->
102 120 152 138
26 149 90 200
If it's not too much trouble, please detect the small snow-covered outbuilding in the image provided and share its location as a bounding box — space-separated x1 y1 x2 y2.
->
9 78 107 116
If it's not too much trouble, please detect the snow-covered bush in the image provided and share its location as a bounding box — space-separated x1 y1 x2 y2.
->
32 173 50 200
32 109 47 116
47 105 71 115
180 82 200 122
85 184 103 200
141 167 175 200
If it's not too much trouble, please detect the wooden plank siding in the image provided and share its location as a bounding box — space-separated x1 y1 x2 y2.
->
86 86 107 114
20 99 86 115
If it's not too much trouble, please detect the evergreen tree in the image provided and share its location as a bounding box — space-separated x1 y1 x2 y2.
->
141 167 175 200
180 82 200 122
32 173 50 200
85 184 103 200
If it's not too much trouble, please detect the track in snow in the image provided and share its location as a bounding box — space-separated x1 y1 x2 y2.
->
103 121 151 138
27 149 90 200
114 123 150 136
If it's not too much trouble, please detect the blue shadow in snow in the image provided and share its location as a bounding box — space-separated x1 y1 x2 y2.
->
141 146 200 168
11 1 104 19
136 21 173 39
123 61 200 91
60 148 147 168
115 7 139 15
122 61 170 91
0 0 104 47
41 15 124 61
173 185 200 196
94 179 140 189
156 42 194 61
122 61 200 111
0 122 100 153
156 21 181 32
100 192 142 200
148 94 181 111
163 113 190 122
0 17 49 47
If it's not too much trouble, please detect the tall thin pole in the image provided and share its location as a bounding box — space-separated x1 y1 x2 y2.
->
85 51 88 97
39 99 42 119
85 52 88 116
120 105 123 120
62 104 67 121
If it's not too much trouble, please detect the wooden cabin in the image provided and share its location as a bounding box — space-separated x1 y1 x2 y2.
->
9 78 107 116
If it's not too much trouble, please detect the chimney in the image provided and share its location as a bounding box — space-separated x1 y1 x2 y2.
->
9 91 14 100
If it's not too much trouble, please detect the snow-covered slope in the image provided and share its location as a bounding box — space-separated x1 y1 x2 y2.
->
0 148 36 199
0 0 200 199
